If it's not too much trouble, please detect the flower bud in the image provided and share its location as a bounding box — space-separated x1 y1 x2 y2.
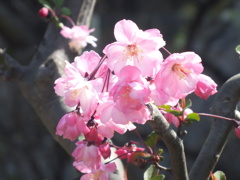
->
38 7 49 18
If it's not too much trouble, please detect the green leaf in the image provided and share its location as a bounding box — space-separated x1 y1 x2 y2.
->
53 0 64 6
235 45 240 55
184 113 200 126
157 148 164 156
144 165 159 180
213 171 226 180
184 99 192 110
145 131 159 149
158 105 171 111
38 0 51 7
61 7 72 16
167 110 183 117
159 105 183 117
150 175 165 180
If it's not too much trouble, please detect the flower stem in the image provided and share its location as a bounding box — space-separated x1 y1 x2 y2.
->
87 54 107 81
134 129 153 154
198 112 239 127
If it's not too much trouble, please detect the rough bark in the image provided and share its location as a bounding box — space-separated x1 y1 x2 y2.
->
147 104 189 180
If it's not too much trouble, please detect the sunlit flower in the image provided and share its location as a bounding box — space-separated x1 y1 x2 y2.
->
61 25 97 51
194 74 217 99
103 19 165 77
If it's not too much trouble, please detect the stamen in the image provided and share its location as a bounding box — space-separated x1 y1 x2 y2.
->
172 64 192 79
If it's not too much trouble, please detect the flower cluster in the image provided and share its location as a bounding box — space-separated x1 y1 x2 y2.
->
55 19 217 179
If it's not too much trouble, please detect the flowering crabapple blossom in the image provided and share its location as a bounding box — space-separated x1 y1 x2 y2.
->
72 140 103 172
99 143 111 159
72 50 108 80
53 18 221 179
95 116 136 138
194 74 218 100
97 91 151 126
80 162 117 180
152 52 204 105
111 66 151 113
103 19 165 77
56 112 90 141
54 51 106 118
60 25 97 51
97 66 152 126
84 127 104 146
115 142 145 162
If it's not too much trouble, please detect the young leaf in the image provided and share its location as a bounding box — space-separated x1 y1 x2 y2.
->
144 165 159 180
167 110 183 117
38 0 51 7
61 7 72 16
150 175 165 180
145 131 160 149
184 99 192 110
235 45 240 55
158 104 171 111
184 113 200 126
53 0 64 6
158 104 183 117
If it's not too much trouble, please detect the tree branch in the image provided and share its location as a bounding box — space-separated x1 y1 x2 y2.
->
189 73 240 179
147 104 189 180
77 0 97 26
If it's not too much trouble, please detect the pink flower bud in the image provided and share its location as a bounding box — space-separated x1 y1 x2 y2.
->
235 127 240 139
38 7 49 18
99 143 111 159
194 74 217 100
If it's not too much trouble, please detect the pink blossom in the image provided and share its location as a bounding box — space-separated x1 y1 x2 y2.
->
72 51 107 80
80 163 117 180
152 52 204 105
60 25 97 51
96 118 136 138
103 19 165 77
194 74 217 100
72 141 102 171
84 127 104 146
54 59 100 114
235 127 240 139
111 66 151 113
115 143 145 162
54 51 105 117
97 95 151 126
99 143 111 159
56 112 90 141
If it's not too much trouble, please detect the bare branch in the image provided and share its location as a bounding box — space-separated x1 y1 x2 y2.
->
189 73 240 179
0 48 25 80
77 0 97 26
147 104 189 180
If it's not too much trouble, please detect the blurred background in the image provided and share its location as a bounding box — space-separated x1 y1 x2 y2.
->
0 0 240 179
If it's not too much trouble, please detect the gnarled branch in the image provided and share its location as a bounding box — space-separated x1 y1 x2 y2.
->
189 73 240 179
147 104 189 180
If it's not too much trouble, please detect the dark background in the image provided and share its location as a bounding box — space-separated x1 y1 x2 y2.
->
0 0 240 179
